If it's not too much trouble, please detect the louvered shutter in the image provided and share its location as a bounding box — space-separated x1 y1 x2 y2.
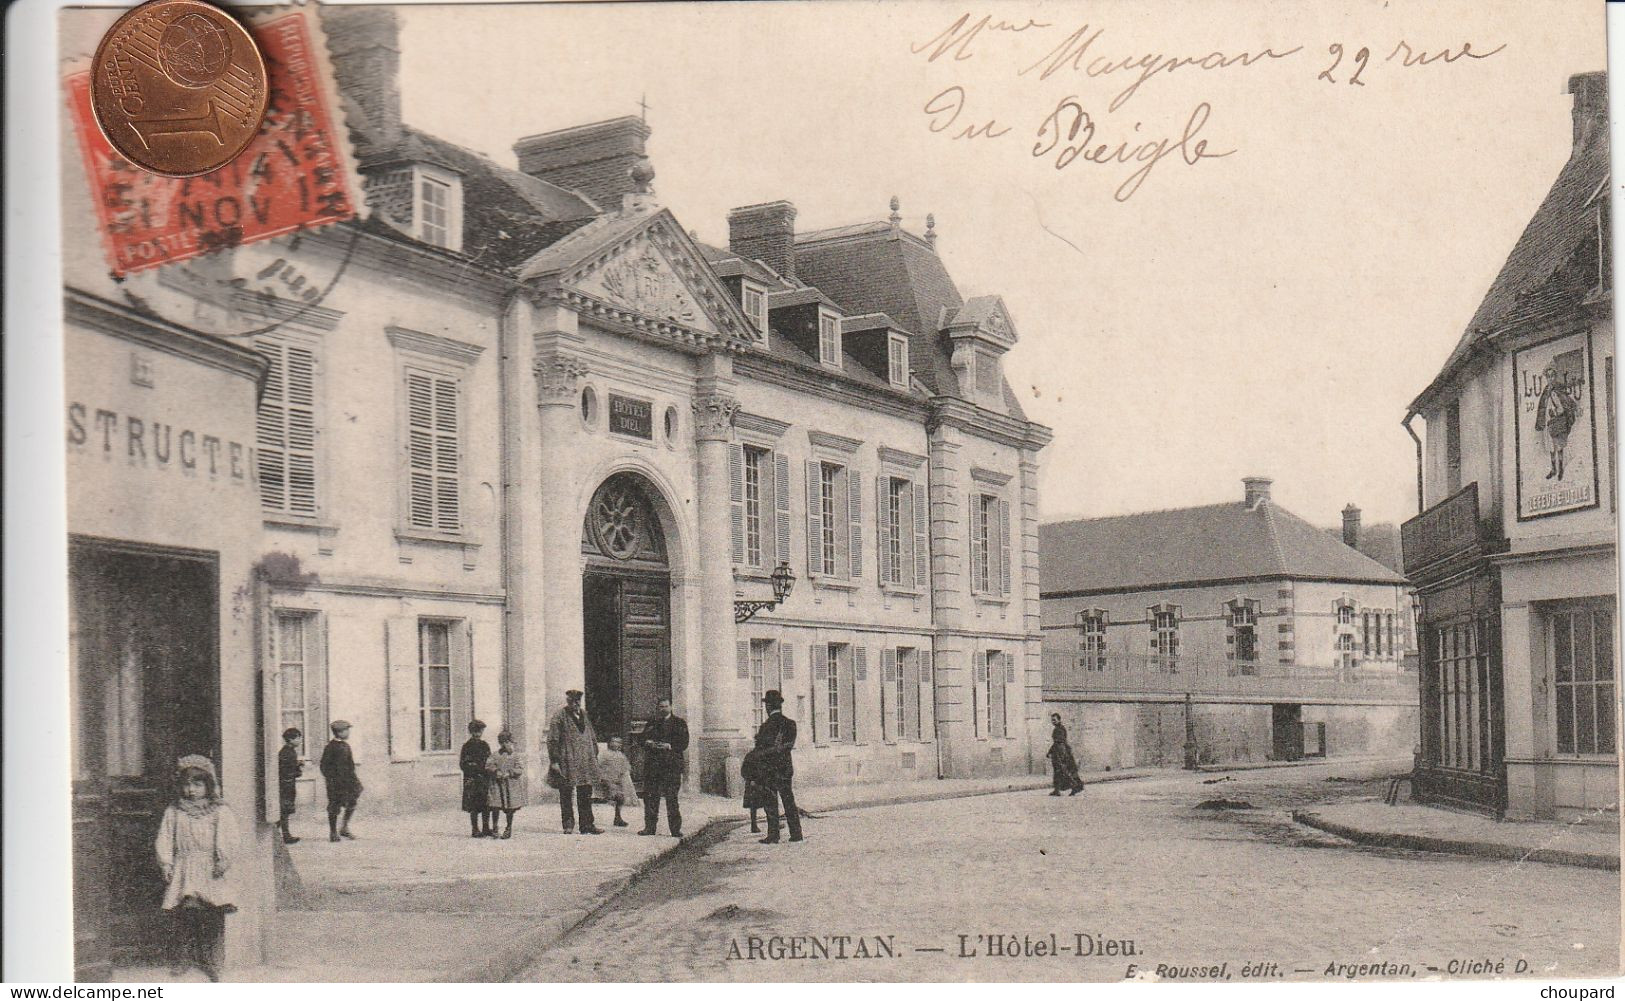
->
988 655 1006 738
847 466 863 579
998 498 1012 596
805 461 822 574
875 476 891 584
913 481 930 590
729 445 746 565
976 650 988 684
969 492 984 593
386 617 419 760
1150 609 1159 656
309 614 329 755
432 377 460 531
774 452 792 566
736 639 750 680
880 648 897 742
285 346 318 514
855 645 868 682
449 621 472 743
833 468 850 578
904 649 921 741
842 648 859 743
406 373 435 529
767 640 783 693
1005 649 1018 684
780 642 795 681
810 644 827 745
922 650 937 741
255 339 319 514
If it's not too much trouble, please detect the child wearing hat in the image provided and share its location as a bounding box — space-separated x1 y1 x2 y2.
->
487 729 526 838
459 719 494 837
319 720 362 842
277 727 303 844
155 755 240 981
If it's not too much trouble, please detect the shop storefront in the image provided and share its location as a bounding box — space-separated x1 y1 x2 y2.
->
65 290 272 978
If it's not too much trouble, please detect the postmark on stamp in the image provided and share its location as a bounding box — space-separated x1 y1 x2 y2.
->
66 5 361 277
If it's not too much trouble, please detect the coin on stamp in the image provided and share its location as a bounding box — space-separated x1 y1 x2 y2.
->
91 0 269 177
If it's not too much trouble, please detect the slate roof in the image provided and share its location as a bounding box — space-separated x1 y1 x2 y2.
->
1323 523 1405 575
1041 500 1408 596
1411 88 1610 412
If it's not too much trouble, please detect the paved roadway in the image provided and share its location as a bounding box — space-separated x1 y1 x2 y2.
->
518 762 1619 983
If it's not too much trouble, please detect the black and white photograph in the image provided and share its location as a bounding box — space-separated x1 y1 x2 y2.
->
4 0 1621 986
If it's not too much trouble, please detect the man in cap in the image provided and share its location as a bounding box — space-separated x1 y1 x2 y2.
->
752 690 802 843
319 720 362 842
638 696 689 838
546 690 603 834
277 727 303 844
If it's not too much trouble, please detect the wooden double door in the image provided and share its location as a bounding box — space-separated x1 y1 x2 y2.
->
69 539 219 979
582 570 672 743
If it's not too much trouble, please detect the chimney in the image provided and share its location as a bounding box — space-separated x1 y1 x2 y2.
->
1242 476 1273 510
322 6 403 147
1342 504 1362 548
1568 72 1608 150
728 201 797 280
513 117 652 212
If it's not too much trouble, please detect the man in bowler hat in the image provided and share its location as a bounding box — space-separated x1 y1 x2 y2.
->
752 690 802 843
638 697 689 837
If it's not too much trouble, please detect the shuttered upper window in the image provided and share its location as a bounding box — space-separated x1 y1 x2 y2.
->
970 492 1011 596
256 338 318 515
405 369 461 533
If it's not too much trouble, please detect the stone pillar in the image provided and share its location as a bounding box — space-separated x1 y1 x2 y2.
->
1500 600 1545 817
1018 448 1044 772
533 321 588 754
691 359 746 794
927 418 970 777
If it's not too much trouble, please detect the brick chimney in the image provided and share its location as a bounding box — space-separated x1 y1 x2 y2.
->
513 117 652 213
1342 504 1362 548
322 6 403 147
1569 72 1608 150
728 201 797 280
1242 476 1273 510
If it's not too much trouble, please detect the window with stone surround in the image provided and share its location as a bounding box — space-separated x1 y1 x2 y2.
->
1077 610 1107 671
404 369 462 532
743 446 766 567
1226 600 1258 669
413 166 462 252
741 282 767 334
1553 604 1616 756
970 492 1011 596
419 619 453 753
1150 605 1181 671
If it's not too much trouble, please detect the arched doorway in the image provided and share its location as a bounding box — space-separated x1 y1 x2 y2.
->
581 473 673 742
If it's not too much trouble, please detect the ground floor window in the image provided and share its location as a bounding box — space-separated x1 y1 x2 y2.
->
419 620 453 752
1435 618 1490 772
1552 604 1616 756
277 614 310 757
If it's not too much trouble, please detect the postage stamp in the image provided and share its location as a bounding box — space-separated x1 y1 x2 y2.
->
64 5 360 277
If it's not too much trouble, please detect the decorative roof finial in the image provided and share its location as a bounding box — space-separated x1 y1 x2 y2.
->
888 196 902 239
629 155 655 195
925 213 937 249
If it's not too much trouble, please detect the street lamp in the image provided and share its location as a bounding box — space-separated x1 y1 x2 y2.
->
735 562 797 623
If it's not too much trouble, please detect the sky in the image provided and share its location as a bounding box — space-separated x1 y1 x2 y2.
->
395 0 1608 527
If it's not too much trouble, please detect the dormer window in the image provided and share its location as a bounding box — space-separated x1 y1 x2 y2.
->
887 333 909 388
818 309 842 369
741 282 767 334
413 166 462 252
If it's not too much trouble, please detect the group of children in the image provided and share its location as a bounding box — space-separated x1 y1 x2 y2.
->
458 721 642 834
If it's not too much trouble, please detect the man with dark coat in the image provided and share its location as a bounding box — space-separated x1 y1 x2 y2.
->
319 720 362 842
546 690 602 834
752 690 802 844
638 697 689 838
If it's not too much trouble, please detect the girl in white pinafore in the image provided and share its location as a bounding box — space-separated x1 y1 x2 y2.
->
154 755 240 981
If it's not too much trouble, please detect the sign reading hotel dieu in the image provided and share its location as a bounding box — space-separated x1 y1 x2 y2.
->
1513 332 1599 520
609 394 653 440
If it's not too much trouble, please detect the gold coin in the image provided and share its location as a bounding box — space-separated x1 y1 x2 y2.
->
90 0 269 178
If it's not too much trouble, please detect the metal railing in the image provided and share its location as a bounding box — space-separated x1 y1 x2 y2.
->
1043 650 1418 705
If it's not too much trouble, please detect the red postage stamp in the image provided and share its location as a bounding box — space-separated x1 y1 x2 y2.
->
66 6 361 277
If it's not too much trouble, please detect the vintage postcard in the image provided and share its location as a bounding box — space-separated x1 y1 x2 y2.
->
8 0 1620 986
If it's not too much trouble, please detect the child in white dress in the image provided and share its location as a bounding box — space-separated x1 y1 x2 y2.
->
155 755 239 981
596 736 639 827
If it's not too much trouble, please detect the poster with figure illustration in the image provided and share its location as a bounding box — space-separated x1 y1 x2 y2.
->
1514 332 1598 520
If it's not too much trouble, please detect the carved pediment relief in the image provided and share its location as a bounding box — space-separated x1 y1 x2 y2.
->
569 222 734 339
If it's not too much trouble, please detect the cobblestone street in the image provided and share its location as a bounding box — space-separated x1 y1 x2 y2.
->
518 762 1619 982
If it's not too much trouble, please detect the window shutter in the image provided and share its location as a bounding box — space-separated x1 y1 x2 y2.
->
810 644 826 745
730 445 745 565
736 639 750 680
880 649 896 742
833 469 851 578
969 492 984 594
256 340 288 511
1005 650 1018 684
841 648 858 743
780 643 795 681
309 614 329 755
805 461 821 573
998 498 1012 596
286 346 317 515
768 640 783 693
386 617 419 760
913 481 930 590
854 645 868 682
774 452 792 566
881 648 897 684
920 648 933 684
1150 609 1159 656
976 650 988 684
450 621 472 743
903 650 921 741
405 373 435 530
896 481 913 589
875 476 891 584
989 658 1006 738
848 466 863 579
432 377 461 531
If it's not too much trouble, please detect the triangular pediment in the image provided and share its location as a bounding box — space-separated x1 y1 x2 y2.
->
528 209 759 347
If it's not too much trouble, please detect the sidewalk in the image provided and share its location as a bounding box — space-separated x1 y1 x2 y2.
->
239 774 1057 982
1293 801 1620 871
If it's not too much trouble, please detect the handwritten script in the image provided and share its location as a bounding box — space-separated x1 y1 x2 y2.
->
910 13 1506 202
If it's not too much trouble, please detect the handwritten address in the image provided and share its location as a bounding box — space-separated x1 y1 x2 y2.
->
910 13 1506 202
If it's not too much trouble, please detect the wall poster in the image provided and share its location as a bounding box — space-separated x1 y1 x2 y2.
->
1513 331 1599 520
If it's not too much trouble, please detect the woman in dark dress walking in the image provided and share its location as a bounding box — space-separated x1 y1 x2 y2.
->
1046 712 1085 796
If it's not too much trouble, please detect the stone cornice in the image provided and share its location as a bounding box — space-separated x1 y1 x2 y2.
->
386 326 486 365
878 446 928 469
301 221 515 306
539 286 740 357
808 430 863 455
733 352 927 423
65 288 269 384
970 466 1013 487
736 411 792 440
930 397 1053 451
